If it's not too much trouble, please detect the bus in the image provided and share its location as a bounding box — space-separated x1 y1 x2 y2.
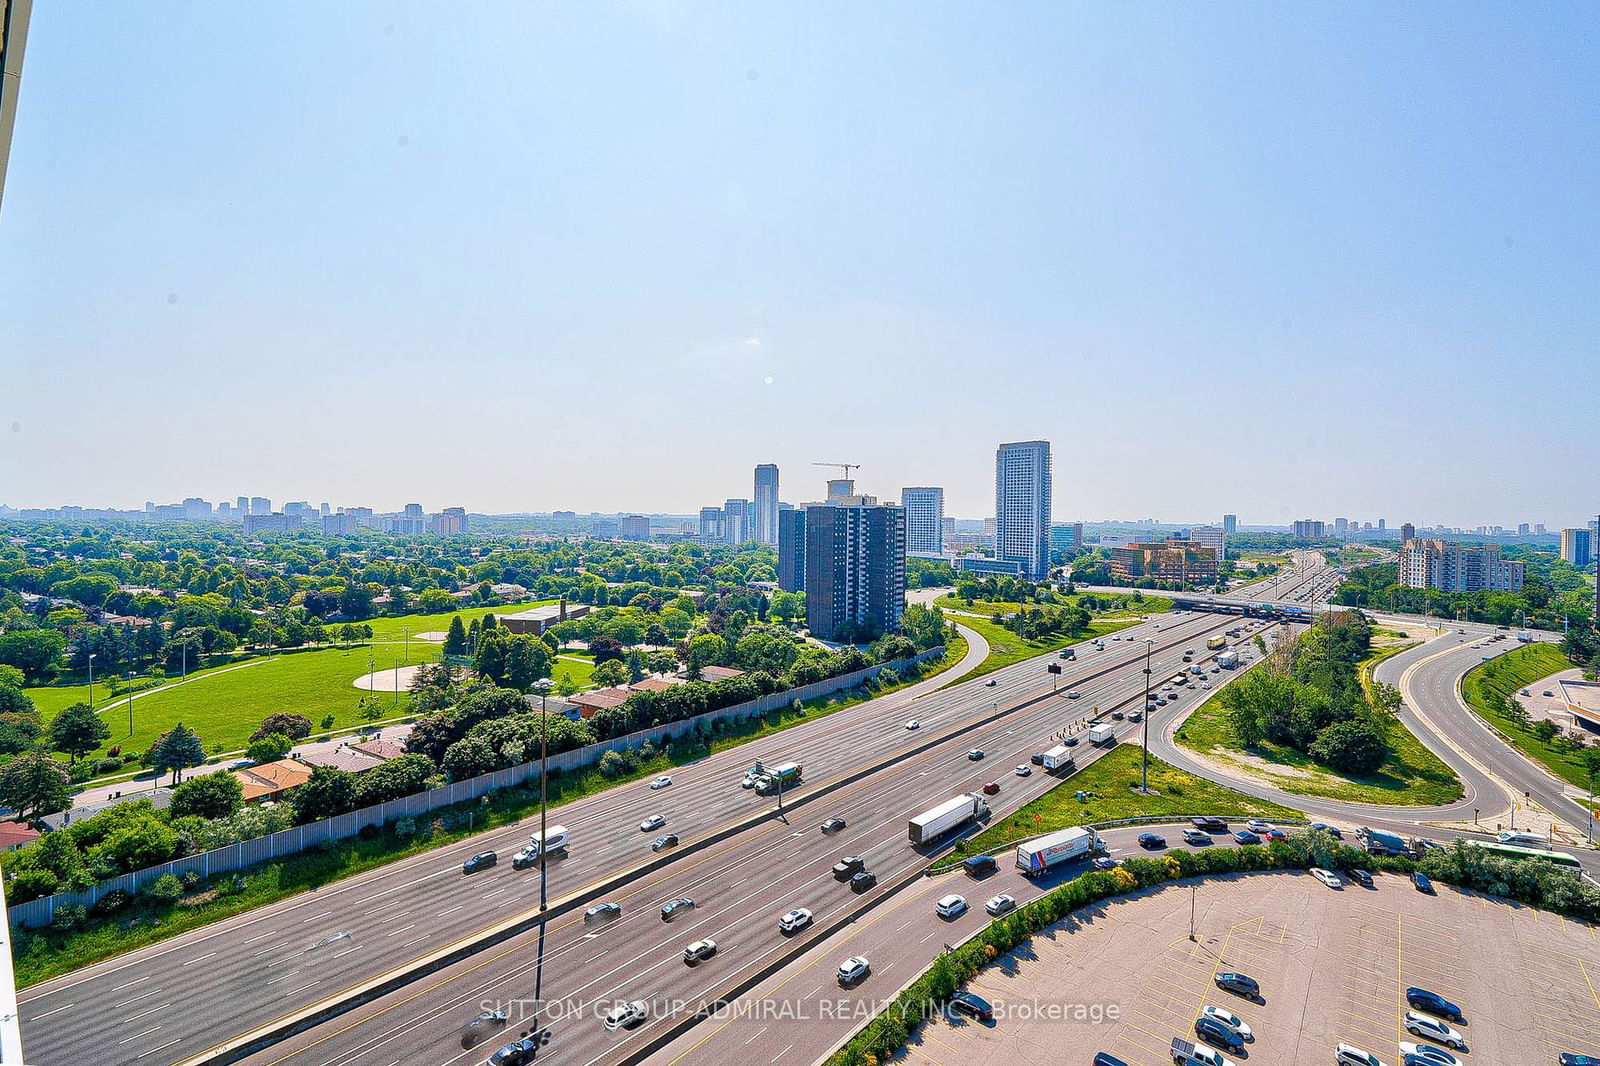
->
1466 840 1582 870
1207 635 1227 651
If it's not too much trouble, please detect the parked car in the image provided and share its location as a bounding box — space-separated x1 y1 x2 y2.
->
1310 822 1344 838
1192 816 1228 831
1404 1011 1465 1050
1232 830 1261 845
682 939 717 964
1184 828 1212 846
1195 1015 1245 1054
639 814 667 832
1092 1055 1131 1066
1310 867 1343 888
1559 1056 1600 1066
982 781 1000 795
964 854 997 876
935 894 968 918
651 833 679 852
820 817 847 833
1137 832 1166 849
947 991 993 1022
837 955 871 986
660 897 695 921
1398 1042 1458 1065
1345 867 1374 888
778 907 814 933
650 774 673 790
585 902 622 923
1405 988 1464 1022
850 870 877 891
462 851 497 874
603 1000 648 1031
985 893 1017 916
1266 828 1287 842
1413 871 1435 894
1245 819 1273 833
1334 1045 1385 1066
1213 971 1259 998
1201 1005 1252 1041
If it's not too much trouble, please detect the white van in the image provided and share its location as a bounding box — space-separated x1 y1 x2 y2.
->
1497 830 1547 847
529 825 570 855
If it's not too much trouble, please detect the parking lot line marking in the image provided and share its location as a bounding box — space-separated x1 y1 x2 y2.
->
1578 958 1600 1014
1396 912 1405 1048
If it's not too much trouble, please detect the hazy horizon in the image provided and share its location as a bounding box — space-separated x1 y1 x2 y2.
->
2 5 1596 527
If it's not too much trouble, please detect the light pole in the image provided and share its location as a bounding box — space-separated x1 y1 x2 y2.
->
531 677 554 1036
87 653 96 711
1140 638 1155 793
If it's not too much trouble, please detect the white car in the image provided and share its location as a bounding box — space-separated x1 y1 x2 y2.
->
935 894 968 919
1404 1011 1465 1049
905 719 920 730
1398 1043 1458 1066
682 938 717 963
639 814 667 832
1067 690 1081 699
649 775 673 790
1334 1044 1387 1066
985 893 1016 916
1015 764 1031 776
778 907 813 933
1309 867 1343 889
1201 1005 1253 1041
1245 819 1273 833
837 955 870 985
602 999 648 1031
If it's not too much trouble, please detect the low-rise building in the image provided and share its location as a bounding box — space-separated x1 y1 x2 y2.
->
1109 542 1219 584
233 759 315 803
501 599 588 635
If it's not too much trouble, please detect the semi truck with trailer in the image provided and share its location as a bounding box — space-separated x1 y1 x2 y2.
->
908 793 989 845
1016 826 1099 876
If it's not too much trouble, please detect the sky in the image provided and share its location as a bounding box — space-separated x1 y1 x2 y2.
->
1 3 1596 527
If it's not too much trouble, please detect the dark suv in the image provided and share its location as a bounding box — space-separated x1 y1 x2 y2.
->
1195 1015 1245 1053
833 856 865 881
1405 987 1463 1022
1191 816 1228 832
963 855 998 877
1214 971 1259 998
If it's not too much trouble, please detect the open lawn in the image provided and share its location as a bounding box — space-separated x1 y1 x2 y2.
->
362 600 556 641
945 605 1163 685
1172 641 1464 805
1462 643 1594 791
944 744 1302 865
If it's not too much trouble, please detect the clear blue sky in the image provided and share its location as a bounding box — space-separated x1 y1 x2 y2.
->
1 3 1595 526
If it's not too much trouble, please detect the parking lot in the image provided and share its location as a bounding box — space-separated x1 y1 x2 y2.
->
896 869 1600 1066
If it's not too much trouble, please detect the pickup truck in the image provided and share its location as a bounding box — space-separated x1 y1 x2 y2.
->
1169 1037 1228 1066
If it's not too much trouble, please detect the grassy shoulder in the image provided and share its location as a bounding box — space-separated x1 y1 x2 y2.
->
1171 640 1463 806
940 745 1302 868
944 604 1168 686
1461 643 1594 791
12 639 966 988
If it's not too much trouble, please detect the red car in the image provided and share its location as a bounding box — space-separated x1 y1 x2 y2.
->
982 782 1000 795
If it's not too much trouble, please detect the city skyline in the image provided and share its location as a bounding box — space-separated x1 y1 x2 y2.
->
2 5 1597 524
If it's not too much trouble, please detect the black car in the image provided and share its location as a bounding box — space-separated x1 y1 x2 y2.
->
488 1038 537 1066
1092 1055 1131 1066
652 833 679 852
947 992 993 1022
661 896 695 921
850 870 877 892
963 855 997 877
1191 816 1228 832
1137 833 1166 849
820 817 847 833
1030 752 1045 766
1406 987 1464 1022
1214 971 1259 998
833 856 866 881
967 749 985 761
1063 736 1079 747
1195 1015 1245 1053
584 902 622 923
1345 868 1374 888
462 851 497 874
1413 871 1435 894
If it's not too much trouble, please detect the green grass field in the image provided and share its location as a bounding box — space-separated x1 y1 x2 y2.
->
361 600 556 641
943 745 1302 865
1461 643 1593 791
946 602 1167 685
1171 641 1464 806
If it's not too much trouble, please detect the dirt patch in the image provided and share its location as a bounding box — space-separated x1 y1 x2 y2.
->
353 665 423 692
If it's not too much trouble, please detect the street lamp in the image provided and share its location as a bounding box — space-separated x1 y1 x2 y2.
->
530 677 555 1034
1140 638 1155 793
87 653 97 712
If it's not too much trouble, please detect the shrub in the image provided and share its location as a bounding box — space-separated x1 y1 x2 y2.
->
92 889 132 915
95 758 122 775
50 903 87 932
8 868 60 903
146 873 183 903
394 815 417 837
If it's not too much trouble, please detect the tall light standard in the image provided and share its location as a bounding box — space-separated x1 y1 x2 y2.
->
87 652 97 712
530 677 555 1035
1140 638 1155 793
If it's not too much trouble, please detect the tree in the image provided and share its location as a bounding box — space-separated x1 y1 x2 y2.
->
252 713 312 742
1533 719 1560 744
47 702 112 764
443 616 469 656
505 635 554 692
1307 720 1387 774
588 635 625 665
592 659 628 687
169 769 244 819
247 732 293 763
0 751 72 823
292 765 357 823
353 753 434 806
0 630 66 683
149 722 207 786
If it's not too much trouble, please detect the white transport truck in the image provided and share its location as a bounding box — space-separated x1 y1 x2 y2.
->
1041 743 1075 772
908 793 989 846
1016 826 1099 876
1088 723 1116 745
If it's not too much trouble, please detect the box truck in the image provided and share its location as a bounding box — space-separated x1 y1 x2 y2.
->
1016 826 1099 876
1216 649 1239 669
1041 743 1075 772
527 825 570 856
908 794 988 845
1088 724 1116 745
1206 635 1227 651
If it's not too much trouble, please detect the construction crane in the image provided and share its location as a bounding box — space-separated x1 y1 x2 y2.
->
812 461 860 480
